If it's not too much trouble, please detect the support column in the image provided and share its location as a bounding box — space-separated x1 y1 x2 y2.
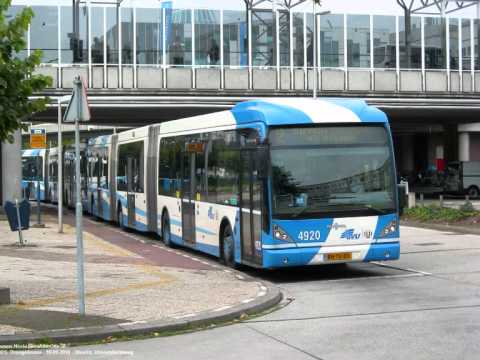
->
401 135 415 175
459 132 470 162
1 130 22 205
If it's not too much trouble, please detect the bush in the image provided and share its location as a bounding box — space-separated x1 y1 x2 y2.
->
403 205 479 223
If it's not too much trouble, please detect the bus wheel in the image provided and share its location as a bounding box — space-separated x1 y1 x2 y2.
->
117 206 126 230
162 213 173 247
467 186 480 199
221 223 235 268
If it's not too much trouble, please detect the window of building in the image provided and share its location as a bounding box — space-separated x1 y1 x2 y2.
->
166 9 192 66
278 10 290 67
60 5 87 63
252 10 274 67
347 15 370 68
91 6 104 64
223 10 247 66
450 19 459 70
106 6 119 64
462 19 471 70
293 13 304 67
136 7 162 65
121 7 133 65
31 6 58 64
399 16 421 69
195 10 220 66
424 17 446 69
320 14 344 68
373 15 396 69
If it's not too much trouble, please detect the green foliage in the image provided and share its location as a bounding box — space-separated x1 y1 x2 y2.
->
0 0 51 143
403 205 479 223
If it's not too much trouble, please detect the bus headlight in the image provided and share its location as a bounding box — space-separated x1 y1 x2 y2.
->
273 224 292 242
379 220 398 238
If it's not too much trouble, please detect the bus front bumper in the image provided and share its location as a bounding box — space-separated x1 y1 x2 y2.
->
262 242 400 268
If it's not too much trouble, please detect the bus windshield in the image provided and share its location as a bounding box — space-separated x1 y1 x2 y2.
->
269 125 396 219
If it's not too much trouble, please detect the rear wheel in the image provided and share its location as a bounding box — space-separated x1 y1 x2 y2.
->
162 212 173 247
221 223 235 268
467 186 480 199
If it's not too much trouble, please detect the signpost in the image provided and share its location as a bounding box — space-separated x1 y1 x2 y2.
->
63 76 90 316
30 128 46 227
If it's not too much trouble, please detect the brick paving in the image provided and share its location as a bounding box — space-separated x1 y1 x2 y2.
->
0 215 259 336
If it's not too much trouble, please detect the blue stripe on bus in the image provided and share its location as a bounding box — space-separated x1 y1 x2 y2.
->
195 242 219 257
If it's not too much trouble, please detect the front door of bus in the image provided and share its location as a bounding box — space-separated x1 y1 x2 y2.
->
182 151 195 245
240 149 262 265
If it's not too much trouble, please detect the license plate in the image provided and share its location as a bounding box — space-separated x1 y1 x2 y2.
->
327 252 352 261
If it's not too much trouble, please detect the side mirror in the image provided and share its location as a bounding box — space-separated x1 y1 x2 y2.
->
397 183 407 215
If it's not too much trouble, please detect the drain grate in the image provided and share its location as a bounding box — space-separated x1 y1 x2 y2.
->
414 242 443 246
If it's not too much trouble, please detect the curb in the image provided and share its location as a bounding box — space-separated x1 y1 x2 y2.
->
401 220 480 236
0 282 282 346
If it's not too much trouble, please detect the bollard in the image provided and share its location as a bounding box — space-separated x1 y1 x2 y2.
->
439 194 444 208
420 193 424 207
466 195 470 202
408 192 416 208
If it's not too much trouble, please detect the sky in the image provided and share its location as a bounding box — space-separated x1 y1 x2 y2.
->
13 0 478 16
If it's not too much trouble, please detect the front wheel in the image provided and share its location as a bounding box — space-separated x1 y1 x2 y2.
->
221 223 235 268
467 186 480 199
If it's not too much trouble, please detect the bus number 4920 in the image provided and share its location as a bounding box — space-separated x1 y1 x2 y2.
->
298 230 321 241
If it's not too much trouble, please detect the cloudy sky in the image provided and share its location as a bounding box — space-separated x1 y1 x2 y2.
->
14 0 478 16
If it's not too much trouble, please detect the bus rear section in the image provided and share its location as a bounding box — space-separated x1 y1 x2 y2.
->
262 123 400 268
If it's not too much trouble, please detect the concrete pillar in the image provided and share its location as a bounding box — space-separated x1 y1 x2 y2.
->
401 135 415 174
1 130 22 205
459 132 470 162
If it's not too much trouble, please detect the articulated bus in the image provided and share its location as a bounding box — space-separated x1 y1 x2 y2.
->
83 98 400 268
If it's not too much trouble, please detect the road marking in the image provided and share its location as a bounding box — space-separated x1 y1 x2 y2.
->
213 305 233 312
371 261 432 276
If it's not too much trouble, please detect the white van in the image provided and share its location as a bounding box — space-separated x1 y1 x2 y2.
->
444 161 480 198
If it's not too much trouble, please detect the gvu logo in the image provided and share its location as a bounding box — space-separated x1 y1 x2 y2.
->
341 228 360 240
207 206 215 220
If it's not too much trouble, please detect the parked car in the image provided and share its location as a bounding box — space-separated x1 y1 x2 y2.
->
444 161 480 198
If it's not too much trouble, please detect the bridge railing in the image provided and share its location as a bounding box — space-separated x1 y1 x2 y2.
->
7 3 480 93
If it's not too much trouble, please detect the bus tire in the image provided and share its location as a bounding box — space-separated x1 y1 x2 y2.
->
467 186 480 199
162 212 173 247
221 222 235 268
117 205 126 230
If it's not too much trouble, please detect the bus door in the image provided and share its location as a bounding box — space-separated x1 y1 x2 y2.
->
97 163 103 219
181 149 196 244
126 157 135 227
240 149 263 265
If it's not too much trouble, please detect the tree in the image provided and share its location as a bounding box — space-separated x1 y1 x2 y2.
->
0 0 51 143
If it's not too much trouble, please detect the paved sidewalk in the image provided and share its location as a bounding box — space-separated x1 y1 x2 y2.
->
0 215 272 340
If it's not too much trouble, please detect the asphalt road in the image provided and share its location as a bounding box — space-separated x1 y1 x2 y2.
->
34 225 480 359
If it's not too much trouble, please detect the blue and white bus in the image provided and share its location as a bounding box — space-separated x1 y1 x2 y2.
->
21 149 48 201
85 98 400 268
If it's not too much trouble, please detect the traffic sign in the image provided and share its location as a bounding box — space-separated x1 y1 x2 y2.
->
30 128 46 149
63 76 90 123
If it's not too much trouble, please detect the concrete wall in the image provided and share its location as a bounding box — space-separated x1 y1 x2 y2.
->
1 130 22 205
137 67 163 89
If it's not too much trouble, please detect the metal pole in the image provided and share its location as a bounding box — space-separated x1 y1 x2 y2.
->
74 77 86 316
36 156 42 225
312 0 316 98
75 117 86 316
15 199 24 246
58 98 63 233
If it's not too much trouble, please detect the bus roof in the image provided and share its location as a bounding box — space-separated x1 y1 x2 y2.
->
231 98 388 126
